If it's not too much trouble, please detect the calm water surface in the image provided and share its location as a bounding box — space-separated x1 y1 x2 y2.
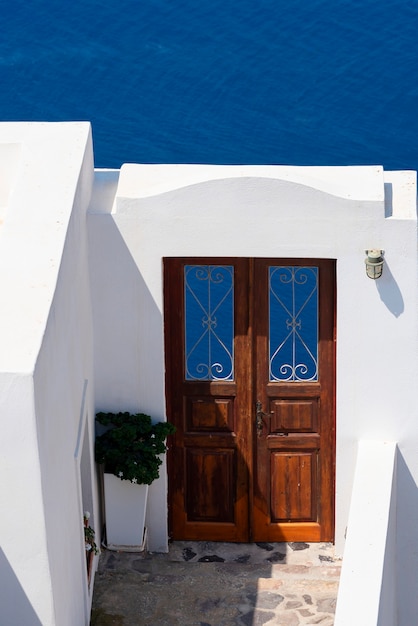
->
2 0 418 169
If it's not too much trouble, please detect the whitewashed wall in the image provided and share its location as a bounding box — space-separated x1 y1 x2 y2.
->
2 124 416 625
33 151 98 625
89 163 418 622
0 123 98 626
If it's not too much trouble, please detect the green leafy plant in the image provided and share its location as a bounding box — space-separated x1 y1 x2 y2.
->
84 512 99 555
95 412 175 485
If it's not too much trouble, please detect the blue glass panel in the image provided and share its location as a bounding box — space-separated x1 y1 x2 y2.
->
184 265 234 381
269 266 318 382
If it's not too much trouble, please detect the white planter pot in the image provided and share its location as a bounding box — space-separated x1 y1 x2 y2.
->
103 473 149 551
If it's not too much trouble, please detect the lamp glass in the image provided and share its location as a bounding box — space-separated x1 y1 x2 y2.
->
365 250 384 280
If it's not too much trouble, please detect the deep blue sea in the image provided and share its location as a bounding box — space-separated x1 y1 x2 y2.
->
2 1 418 170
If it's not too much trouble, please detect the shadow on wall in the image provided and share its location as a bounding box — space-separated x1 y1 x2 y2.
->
395 451 418 625
0 549 42 626
88 206 168 549
376 259 404 318
88 210 164 414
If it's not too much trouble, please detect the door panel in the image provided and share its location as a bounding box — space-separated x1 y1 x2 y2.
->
164 258 251 541
252 259 335 541
270 452 317 520
164 257 335 542
186 447 235 522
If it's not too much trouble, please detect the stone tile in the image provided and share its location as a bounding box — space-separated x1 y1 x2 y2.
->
198 554 225 562
317 596 338 613
255 542 275 551
319 554 334 563
256 591 285 609
289 542 309 551
298 607 316 617
182 547 196 561
285 599 303 609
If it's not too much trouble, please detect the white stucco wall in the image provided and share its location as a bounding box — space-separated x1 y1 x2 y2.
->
0 123 98 626
2 123 418 624
89 163 418 623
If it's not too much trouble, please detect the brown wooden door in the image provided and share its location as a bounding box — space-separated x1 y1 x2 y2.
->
164 258 335 542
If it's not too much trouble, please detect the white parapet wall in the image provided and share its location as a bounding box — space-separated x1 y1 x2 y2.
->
334 440 398 626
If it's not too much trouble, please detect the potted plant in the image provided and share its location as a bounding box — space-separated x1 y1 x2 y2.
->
95 411 175 550
83 512 98 582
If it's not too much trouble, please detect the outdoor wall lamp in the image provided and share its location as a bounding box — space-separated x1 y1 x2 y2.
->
365 249 385 279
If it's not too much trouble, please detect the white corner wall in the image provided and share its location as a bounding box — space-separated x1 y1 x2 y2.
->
89 164 418 623
0 123 98 626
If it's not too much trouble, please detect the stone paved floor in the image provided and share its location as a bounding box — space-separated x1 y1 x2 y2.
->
91 541 341 625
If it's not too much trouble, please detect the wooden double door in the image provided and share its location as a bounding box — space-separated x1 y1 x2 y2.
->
164 258 335 542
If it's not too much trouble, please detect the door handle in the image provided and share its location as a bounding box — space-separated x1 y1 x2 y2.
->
256 400 270 437
256 401 288 437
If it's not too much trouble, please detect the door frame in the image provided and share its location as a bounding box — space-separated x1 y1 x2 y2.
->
164 257 336 542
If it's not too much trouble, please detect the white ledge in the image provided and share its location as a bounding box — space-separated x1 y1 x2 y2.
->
115 163 386 202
